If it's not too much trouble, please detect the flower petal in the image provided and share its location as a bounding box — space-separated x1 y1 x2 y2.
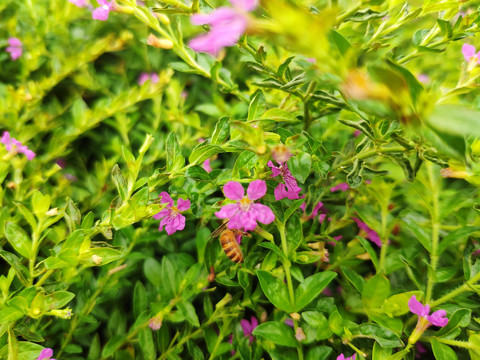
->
427 309 448 327
247 179 267 200
337 355 345 360
240 319 252 336
153 208 170 220
462 43 476 61
215 204 239 219
36 348 53 360
230 0 258 11
250 316 258 329
274 183 287 201
159 192 174 206
158 216 172 232
408 295 428 317
250 203 275 225
177 198 191 211
331 182 349 192
223 181 245 200
191 7 237 26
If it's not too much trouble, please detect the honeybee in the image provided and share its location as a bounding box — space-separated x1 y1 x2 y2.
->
211 222 250 263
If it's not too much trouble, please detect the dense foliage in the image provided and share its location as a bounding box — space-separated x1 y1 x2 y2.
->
2 0 480 359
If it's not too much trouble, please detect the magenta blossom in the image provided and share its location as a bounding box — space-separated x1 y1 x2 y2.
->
300 201 323 220
6 37 22 60
331 182 349 192
148 315 162 330
92 0 113 21
36 348 56 360
153 192 190 235
1 131 36 160
337 354 356 360
352 217 381 247
215 180 275 232
462 43 480 63
68 0 88 7
284 318 294 327
268 161 302 201
408 295 448 328
202 158 213 173
240 316 258 344
137 72 159 85
189 0 258 55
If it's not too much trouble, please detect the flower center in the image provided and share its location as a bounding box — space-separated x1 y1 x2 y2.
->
239 197 252 211
170 206 179 216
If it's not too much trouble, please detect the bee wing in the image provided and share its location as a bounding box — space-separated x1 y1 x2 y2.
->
210 221 229 238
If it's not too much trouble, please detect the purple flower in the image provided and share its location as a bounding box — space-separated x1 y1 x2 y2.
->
202 158 212 173
462 43 480 63
36 348 56 360
68 0 88 7
215 180 275 232
284 318 294 327
240 316 258 343
352 217 381 247
337 354 356 360
153 192 190 235
6 37 22 60
138 72 159 85
1 131 36 160
330 182 349 192
300 201 323 220
353 130 361 137
268 161 302 201
417 74 430 84
189 0 258 55
148 315 162 330
92 0 113 21
228 334 235 355
408 295 448 328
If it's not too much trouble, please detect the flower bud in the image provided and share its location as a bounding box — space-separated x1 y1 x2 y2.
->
155 13 170 25
271 144 292 164
92 255 103 265
295 327 306 341
289 312 300 321
149 315 163 330
46 208 58 216
147 34 174 49
49 308 73 319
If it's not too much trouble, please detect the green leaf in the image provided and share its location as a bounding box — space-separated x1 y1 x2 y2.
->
362 274 390 309
248 90 266 121
431 338 457 360
350 324 404 347
111 165 128 202
287 152 311 184
259 242 288 262
252 322 297 347
294 272 337 312
5 222 32 259
189 144 223 166
31 191 51 219
256 270 293 312
305 346 332 360
13 201 37 230
0 250 30 287
232 151 258 177
101 334 125 358
211 117 230 145
428 105 480 138
328 309 343 335
139 328 156 360
401 213 432 252
340 266 365 293
284 199 305 224
260 108 298 123
166 132 185 173
64 197 81 232
356 236 379 271
133 282 147 318
44 291 75 309
382 291 422 317
385 349 410 360
177 300 200 327
185 166 210 181
438 227 480 254
435 309 471 337
372 341 392 360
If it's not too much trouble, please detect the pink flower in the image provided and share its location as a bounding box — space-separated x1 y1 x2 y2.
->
352 217 381 247
462 43 480 63
202 158 212 173
408 295 448 328
148 315 162 330
240 316 258 343
1 131 36 160
215 180 275 232
284 318 294 327
228 334 235 355
353 130 361 137
417 74 430 84
189 0 258 55
36 348 56 360
92 0 113 21
68 0 88 7
331 182 349 192
337 354 356 360
271 144 292 163
268 161 302 201
138 72 159 85
153 192 190 235
6 37 22 60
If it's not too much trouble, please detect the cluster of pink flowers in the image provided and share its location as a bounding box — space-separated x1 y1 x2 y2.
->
153 192 190 235
268 161 302 201
1 131 36 160
36 348 56 360
189 0 258 55
6 37 22 60
68 0 114 21
137 72 159 85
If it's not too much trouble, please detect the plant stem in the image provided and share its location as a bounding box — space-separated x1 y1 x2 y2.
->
278 222 295 306
335 146 405 170
430 270 480 308
378 206 388 274
423 337 473 349
425 163 439 304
